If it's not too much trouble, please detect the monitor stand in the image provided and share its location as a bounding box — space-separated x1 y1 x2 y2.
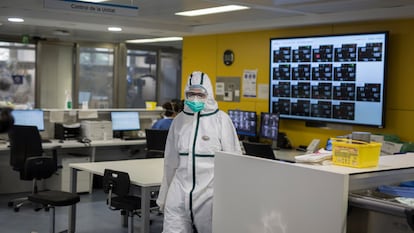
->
272 140 280 150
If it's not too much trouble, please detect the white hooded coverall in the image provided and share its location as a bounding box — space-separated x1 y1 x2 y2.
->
157 71 241 233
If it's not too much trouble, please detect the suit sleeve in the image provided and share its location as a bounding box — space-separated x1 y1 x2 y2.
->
220 112 242 154
156 121 179 211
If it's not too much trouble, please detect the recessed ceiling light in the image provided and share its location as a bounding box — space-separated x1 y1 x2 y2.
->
108 26 122 32
8 17 24 23
175 5 249 17
126 37 183 43
53 29 71 36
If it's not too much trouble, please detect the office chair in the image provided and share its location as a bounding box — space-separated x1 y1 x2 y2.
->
242 141 276 160
103 169 158 233
8 125 79 233
145 129 169 158
8 125 59 211
26 157 80 233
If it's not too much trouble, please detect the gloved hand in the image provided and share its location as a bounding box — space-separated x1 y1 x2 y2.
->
156 199 164 212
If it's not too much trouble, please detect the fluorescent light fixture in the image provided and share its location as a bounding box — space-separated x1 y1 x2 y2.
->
175 5 249 17
8 17 24 23
107 26 122 32
126 37 183 43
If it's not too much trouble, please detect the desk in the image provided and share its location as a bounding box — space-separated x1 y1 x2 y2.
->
213 152 414 233
0 139 146 151
69 158 163 233
0 139 147 194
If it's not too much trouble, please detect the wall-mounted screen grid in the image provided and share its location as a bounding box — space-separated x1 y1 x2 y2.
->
270 32 388 127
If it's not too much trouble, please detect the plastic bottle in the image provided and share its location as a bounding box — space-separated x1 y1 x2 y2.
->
65 90 72 109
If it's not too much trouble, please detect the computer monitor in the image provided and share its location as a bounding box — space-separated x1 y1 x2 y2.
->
78 91 91 104
260 112 280 141
11 109 45 131
111 111 140 131
228 110 257 138
260 112 280 149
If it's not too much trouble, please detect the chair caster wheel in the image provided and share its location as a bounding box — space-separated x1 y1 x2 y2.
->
14 207 20 212
7 202 13 207
44 207 50 212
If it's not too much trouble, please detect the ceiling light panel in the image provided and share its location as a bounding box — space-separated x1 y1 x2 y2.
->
8 17 24 23
175 5 250 16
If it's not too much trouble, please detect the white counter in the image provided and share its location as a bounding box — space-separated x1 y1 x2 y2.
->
212 152 414 233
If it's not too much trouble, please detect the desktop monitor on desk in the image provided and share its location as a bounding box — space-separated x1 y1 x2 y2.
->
11 109 45 131
259 112 280 149
111 111 140 139
228 110 257 140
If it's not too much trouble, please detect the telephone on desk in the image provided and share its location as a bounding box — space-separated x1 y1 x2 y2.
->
78 137 91 143
296 139 321 153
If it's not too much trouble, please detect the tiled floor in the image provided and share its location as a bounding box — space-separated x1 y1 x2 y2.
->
0 190 163 233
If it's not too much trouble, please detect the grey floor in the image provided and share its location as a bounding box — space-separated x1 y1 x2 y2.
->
0 190 163 233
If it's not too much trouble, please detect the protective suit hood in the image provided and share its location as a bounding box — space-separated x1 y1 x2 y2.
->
184 71 218 113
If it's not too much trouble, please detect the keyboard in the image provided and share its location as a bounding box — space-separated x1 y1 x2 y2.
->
42 139 52 143
123 137 145 141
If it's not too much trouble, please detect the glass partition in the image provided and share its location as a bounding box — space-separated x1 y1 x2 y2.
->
126 49 157 108
0 42 36 107
78 46 114 108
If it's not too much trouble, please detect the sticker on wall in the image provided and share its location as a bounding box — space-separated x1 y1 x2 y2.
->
215 77 240 102
242 69 257 97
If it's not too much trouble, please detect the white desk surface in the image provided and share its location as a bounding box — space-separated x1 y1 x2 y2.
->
292 153 414 175
0 139 146 151
69 158 163 187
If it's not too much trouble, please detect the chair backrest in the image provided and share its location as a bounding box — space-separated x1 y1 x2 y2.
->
145 129 169 157
242 141 276 160
9 125 43 171
23 156 58 180
103 169 131 197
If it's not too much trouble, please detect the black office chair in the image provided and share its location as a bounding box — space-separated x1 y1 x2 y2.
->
8 125 80 233
145 129 169 158
103 169 148 233
8 125 58 211
26 157 80 233
242 141 276 160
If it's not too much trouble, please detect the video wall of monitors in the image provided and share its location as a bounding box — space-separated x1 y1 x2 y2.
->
269 32 388 127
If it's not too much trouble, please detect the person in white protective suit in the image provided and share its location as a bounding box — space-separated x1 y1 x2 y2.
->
157 71 242 233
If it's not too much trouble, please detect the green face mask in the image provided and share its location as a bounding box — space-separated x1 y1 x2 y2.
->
185 100 205 112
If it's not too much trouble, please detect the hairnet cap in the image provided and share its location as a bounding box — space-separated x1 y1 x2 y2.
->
184 71 218 111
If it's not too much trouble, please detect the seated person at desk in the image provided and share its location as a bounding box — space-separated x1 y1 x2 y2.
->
151 101 181 130
0 107 14 133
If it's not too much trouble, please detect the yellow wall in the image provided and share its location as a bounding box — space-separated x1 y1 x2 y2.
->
181 18 414 147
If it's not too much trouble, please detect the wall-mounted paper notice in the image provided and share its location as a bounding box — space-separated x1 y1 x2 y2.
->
49 111 65 123
258 84 269 99
216 82 225 95
242 69 257 97
78 110 98 119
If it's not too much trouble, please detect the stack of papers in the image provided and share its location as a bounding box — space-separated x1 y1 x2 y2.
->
294 149 332 164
